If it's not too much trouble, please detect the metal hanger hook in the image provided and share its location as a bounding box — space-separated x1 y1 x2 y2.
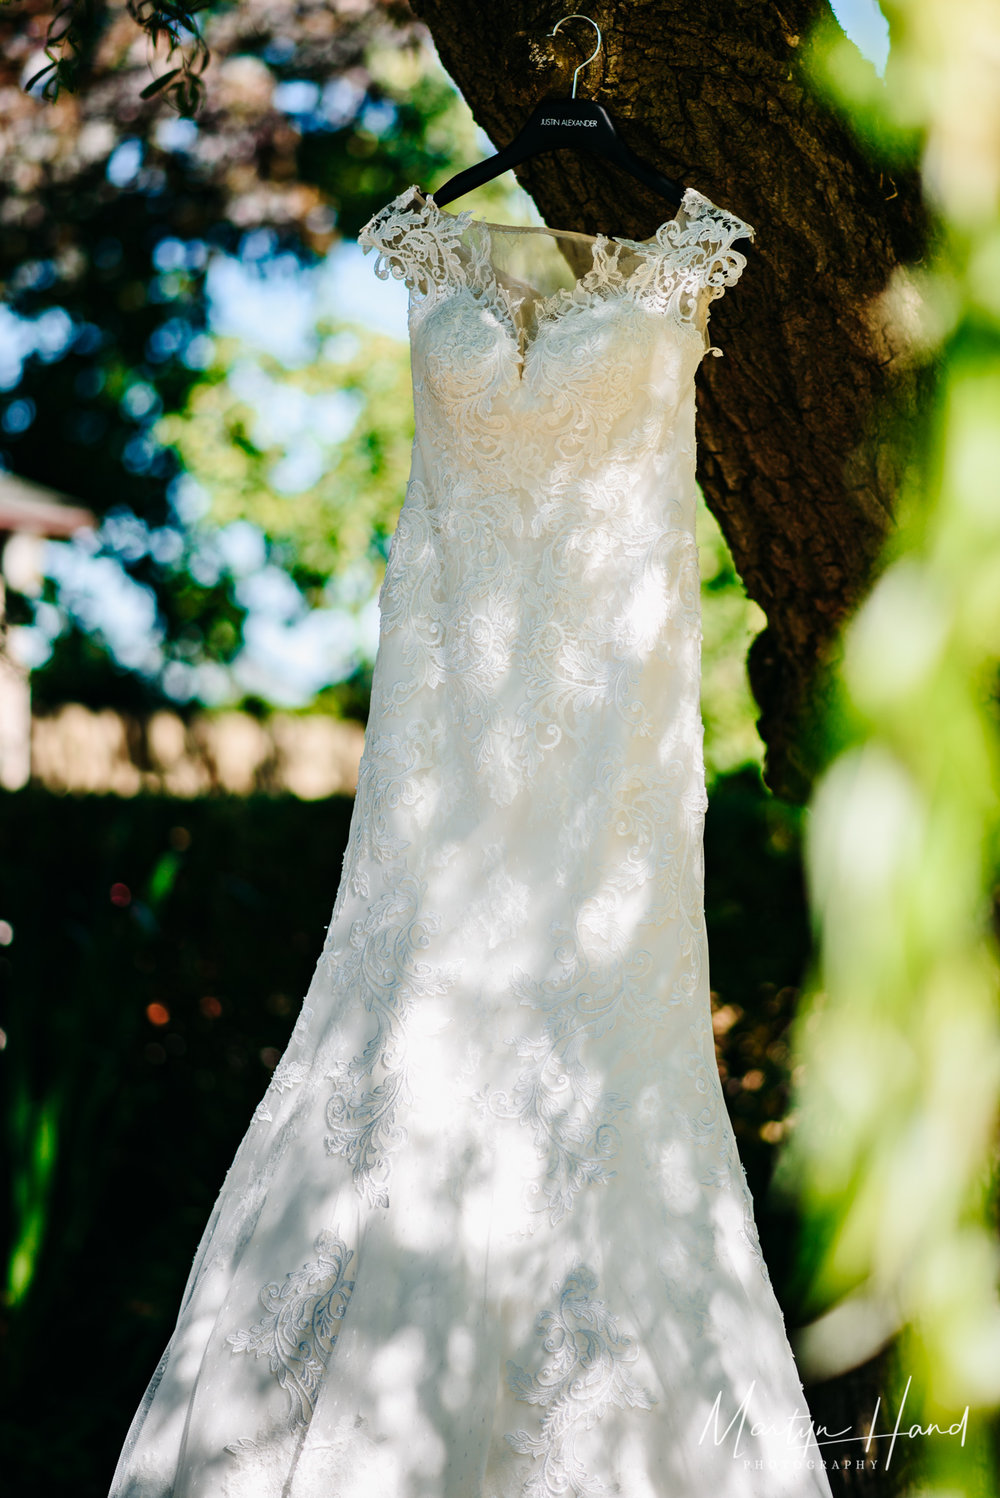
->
548 14 603 99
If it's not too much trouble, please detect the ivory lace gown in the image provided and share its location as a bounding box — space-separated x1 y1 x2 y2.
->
110 185 834 1498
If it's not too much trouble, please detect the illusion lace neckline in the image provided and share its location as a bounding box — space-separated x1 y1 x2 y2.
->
361 184 755 369
413 184 716 251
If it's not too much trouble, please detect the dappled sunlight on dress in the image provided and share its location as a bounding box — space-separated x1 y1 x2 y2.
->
108 184 834 1498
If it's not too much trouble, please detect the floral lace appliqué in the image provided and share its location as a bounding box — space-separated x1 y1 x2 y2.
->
505 1264 656 1498
226 1229 355 1426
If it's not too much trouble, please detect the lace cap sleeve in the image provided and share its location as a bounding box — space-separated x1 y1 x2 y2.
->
358 185 469 298
630 187 755 356
665 188 754 297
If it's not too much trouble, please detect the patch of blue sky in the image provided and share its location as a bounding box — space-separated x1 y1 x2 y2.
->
215 518 267 577
206 237 410 359
154 117 199 154
830 0 889 75
0 304 75 391
207 252 323 365
236 563 310 622
43 536 164 675
321 241 410 340
159 658 232 704
233 601 376 705
226 359 362 450
169 471 211 524
267 440 327 495
106 138 143 188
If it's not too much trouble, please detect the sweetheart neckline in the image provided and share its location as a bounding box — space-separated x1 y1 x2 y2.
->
429 278 707 383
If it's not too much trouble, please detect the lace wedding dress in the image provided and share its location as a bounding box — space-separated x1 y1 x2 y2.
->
109 184 835 1498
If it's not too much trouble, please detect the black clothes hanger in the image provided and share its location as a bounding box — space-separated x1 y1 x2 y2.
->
431 15 686 212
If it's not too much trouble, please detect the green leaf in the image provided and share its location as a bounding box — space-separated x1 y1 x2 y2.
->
139 67 181 99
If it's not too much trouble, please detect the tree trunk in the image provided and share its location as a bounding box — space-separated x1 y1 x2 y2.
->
410 0 927 802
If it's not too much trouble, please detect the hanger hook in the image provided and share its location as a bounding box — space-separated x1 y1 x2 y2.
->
548 13 603 99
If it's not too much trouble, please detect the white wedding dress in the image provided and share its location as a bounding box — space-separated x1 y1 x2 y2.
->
109 184 835 1498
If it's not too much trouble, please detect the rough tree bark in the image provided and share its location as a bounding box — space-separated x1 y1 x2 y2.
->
410 0 927 803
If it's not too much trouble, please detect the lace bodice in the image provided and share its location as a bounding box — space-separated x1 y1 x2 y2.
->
107 185 835 1498
359 184 750 486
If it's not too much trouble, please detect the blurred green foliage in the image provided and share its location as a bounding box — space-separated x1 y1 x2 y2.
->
698 497 766 781
778 4 1000 1494
158 327 415 599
